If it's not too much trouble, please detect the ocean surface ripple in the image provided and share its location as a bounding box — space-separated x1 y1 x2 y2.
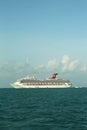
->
0 88 87 130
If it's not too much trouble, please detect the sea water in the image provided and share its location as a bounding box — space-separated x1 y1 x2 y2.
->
0 88 87 130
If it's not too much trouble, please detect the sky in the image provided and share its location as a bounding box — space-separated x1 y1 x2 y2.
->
0 0 87 87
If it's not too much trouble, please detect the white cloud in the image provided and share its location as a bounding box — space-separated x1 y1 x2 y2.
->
61 55 70 64
0 55 87 78
62 65 68 72
35 59 59 71
80 65 87 72
35 56 79 72
68 60 79 71
34 64 45 70
61 55 79 72
1 56 87 88
46 59 58 69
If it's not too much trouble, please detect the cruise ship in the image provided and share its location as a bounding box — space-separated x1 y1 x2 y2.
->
11 73 72 88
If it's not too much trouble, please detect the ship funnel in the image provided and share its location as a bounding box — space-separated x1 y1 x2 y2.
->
51 73 58 79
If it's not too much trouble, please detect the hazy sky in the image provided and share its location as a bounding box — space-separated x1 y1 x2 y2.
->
0 0 87 87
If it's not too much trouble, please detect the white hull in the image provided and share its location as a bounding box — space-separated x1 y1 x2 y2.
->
11 84 71 88
11 74 72 88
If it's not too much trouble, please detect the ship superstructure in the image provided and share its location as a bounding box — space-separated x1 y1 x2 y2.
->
11 73 72 88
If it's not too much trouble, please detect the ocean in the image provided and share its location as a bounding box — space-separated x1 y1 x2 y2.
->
0 88 87 130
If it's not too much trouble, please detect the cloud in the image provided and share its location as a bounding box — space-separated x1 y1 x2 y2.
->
68 60 79 71
0 60 34 78
61 55 70 64
34 64 45 70
0 55 86 78
46 59 58 69
1 56 87 88
80 65 87 72
61 55 79 72
35 59 59 71
35 55 79 73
